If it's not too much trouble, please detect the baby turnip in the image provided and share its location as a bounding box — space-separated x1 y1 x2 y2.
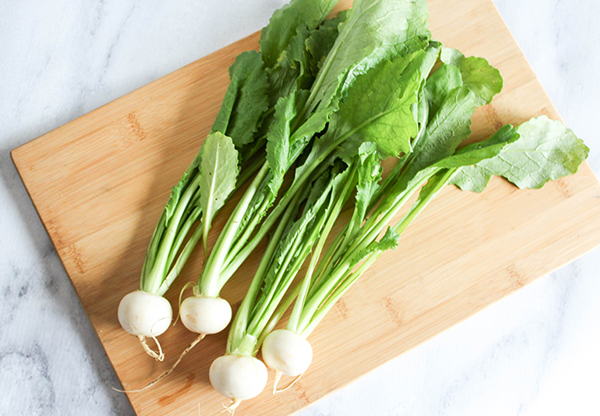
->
262 329 313 377
118 290 172 360
209 354 268 411
179 295 232 335
261 329 313 393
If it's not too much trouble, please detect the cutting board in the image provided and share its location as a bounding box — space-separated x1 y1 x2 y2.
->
11 0 600 414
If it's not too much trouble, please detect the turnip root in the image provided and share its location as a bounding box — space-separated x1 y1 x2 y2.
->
118 290 172 360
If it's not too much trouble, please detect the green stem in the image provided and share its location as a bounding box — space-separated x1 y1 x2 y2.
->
199 163 269 297
340 169 436 267
140 210 167 291
157 219 204 297
217 194 273 290
144 173 202 294
166 206 202 268
237 152 266 187
368 155 409 213
226 189 304 354
301 169 457 335
307 229 345 298
217 137 349 288
257 284 301 347
304 187 407 302
296 259 350 332
393 169 457 235
301 250 379 336
230 165 352 354
287 165 357 333
246 230 310 337
246 173 341 339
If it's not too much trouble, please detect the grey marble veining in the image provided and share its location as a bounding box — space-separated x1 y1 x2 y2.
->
1 1 599 415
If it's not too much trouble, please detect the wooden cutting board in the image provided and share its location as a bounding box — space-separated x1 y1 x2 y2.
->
11 0 600 414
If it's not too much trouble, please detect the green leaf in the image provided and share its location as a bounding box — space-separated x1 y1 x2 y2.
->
266 94 297 195
438 48 502 107
263 12 349 133
259 0 338 68
333 46 440 161
238 91 333 246
406 86 477 176
409 78 431 154
344 143 382 243
349 226 399 266
289 102 340 182
266 90 318 194
294 46 440 195
374 226 401 251
355 143 382 220
307 0 431 114
440 47 464 66
267 26 313 104
333 55 421 158
451 116 589 192
306 11 349 76
211 51 270 148
459 57 503 106
424 64 462 119
435 124 519 168
379 86 477 212
200 132 240 249
270 12 351 98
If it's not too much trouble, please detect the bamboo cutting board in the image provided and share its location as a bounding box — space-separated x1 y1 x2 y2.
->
11 0 600 414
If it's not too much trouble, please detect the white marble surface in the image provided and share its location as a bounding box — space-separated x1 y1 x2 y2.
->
1 0 599 414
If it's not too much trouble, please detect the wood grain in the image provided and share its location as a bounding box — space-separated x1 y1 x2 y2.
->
11 0 600 414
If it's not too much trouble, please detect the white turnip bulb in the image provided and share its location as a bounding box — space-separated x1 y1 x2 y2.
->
262 329 313 376
118 290 172 338
209 354 268 401
180 295 232 335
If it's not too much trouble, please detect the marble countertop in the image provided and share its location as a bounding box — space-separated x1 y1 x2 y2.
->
1 0 599 415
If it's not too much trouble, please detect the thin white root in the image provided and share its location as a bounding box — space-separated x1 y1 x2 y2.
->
139 335 164 361
221 398 241 415
274 372 303 394
114 334 206 393
272 370 282 395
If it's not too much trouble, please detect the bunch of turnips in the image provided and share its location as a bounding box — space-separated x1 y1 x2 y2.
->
117 0 588 412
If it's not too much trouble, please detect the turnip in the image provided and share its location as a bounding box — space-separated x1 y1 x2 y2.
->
118 291 172 338
261 329 312 393
118 290 172 360
178 162 270 339
209 354 268 411
179 295 232 335
119 0 345 386
261 329 312 378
